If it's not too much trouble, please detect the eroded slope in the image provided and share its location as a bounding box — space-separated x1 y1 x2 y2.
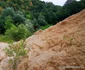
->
25 9 85 70
1 9 85 70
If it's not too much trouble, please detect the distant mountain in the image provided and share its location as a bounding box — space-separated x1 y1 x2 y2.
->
64 0 76 6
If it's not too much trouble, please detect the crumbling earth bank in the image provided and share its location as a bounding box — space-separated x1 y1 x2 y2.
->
1 9 85 70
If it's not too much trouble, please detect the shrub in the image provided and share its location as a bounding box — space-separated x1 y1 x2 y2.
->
4 40 28 70
4 40 27 57
0 35 14 43
5 24 31 41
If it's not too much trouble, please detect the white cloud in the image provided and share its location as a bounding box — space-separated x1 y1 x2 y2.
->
41 0 67 6
41 0 81 6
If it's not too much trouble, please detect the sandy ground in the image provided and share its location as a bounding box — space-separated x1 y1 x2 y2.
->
0 9 85 70
0 42 8 60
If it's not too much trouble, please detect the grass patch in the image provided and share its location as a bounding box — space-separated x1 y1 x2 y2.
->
0 35 14 43
40 24 52 30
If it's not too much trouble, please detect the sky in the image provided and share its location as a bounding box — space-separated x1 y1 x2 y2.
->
41 0 80 6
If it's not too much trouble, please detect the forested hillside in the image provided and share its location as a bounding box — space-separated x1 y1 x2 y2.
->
0 0 85 42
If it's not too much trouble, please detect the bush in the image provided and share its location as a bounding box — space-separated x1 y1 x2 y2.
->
5 24 31 41
0 35 14 43
4 40 27 57
4 40 28 70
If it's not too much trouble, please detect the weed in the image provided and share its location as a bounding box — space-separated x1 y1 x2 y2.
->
4 40 28 70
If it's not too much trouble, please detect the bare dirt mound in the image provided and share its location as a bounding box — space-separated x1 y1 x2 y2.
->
0 42 8 61
25 9 85 70
0 9 85 70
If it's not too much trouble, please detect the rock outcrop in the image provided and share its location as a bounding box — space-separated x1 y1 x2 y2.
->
1 9 85 70
64 0 75 6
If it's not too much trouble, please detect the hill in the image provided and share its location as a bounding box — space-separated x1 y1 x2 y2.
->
64 0 76 6
25 9 85 70
0 0 62 35
0 9 85 70
0 0 61 24
0 0 85 39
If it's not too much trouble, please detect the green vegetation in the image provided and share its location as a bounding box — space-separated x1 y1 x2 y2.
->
0 35 14 43
4 40 28 70
4 40 27 57
41 24 51 30
0 0 85 43
5 24 31 41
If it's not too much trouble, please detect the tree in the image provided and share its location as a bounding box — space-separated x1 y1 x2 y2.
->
25 19 34 32
38 14 48 26
31 18 40 30
2 7 15 18
4 16 14 30
13 14 26 24
16 11 24 17
0 17 5 34
64 1 82 15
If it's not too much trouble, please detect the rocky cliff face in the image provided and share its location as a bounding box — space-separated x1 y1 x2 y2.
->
64 0 76 6
0 9 85 70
